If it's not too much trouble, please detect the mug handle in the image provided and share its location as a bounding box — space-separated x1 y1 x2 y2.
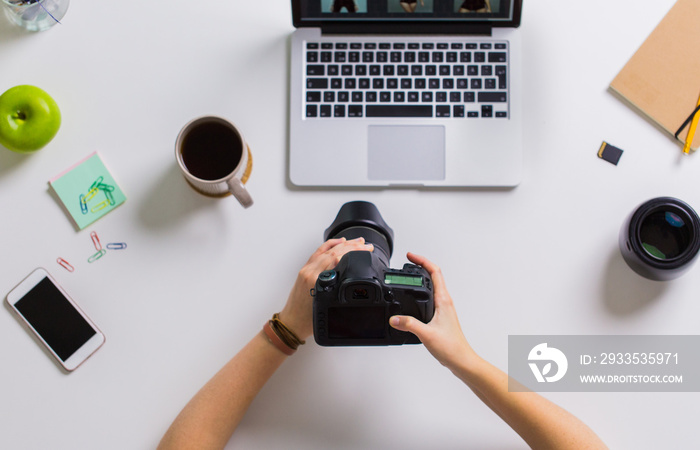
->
227 178 253 208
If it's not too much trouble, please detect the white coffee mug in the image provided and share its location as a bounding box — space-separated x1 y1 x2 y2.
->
175 116 253 208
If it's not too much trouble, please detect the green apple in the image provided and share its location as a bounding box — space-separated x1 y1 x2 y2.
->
0 85 61 153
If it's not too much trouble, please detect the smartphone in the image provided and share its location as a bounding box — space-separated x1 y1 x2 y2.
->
6 268 105 371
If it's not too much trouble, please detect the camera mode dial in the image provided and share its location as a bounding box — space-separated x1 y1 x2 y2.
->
318 270 337 287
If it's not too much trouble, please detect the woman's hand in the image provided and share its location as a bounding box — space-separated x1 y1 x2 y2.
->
389 252 476 370
279 237 374 341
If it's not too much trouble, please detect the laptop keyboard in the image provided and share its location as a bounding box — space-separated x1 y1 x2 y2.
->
303 40 509 119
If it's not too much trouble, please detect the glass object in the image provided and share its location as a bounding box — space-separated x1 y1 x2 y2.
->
1 0 69 32
619 197 700 281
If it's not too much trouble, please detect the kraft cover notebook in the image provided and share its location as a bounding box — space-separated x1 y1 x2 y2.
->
610 0 700 151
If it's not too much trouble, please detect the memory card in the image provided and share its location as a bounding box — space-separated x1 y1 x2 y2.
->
598 141 623 165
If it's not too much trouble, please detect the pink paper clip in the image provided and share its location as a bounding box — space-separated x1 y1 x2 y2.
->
90 231 102 250
57 257 75 272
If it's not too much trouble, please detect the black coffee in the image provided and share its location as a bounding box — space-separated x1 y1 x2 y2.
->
181 121 242 181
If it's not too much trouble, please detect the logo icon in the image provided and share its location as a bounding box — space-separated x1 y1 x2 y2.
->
528 343 568 383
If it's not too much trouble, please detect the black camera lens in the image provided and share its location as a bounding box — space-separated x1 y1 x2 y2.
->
638 210 692 260
323 201 394 265
620 197 700 281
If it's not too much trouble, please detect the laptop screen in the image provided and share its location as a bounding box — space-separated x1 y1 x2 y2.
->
294 0 519 24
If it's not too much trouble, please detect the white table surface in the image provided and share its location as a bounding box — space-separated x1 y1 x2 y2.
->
2 1 699 448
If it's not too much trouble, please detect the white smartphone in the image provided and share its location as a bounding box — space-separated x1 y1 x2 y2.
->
6 268 105 371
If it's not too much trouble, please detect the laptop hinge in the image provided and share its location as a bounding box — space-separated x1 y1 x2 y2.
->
320 23 492 36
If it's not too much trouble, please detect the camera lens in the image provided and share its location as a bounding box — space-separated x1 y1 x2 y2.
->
619 197 700 281
324 201 394 265
639 210 692 260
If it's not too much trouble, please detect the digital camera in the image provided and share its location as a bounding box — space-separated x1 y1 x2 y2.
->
313 201 434 346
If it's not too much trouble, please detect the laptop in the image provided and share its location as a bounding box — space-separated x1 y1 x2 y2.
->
289 0 523 187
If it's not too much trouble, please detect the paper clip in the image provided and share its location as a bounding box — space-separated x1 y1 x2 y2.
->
79 194 88 214
87 249 107 263
90 231 102 250
83 186 99 203
106 242 127 250
57 257 75 272
91 200 110 213
104 189 115 205
98 183 115 192
90 176 104 191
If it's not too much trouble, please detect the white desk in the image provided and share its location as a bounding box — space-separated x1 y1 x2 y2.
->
1 1 698 448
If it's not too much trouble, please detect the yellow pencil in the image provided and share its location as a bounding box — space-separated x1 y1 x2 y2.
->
682 93 700 154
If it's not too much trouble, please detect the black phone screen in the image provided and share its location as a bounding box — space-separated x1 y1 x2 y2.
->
14 277 97 361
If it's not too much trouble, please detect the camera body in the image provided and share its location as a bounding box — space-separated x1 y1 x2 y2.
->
313 201 434 346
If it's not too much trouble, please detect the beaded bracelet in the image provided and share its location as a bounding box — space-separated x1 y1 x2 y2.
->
263 313 305 355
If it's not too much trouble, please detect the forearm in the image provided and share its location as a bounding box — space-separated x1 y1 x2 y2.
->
450 354 607 450
158 332 287 450
159 238 370 449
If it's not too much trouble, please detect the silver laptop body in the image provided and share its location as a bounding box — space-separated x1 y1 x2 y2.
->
289 0 523 187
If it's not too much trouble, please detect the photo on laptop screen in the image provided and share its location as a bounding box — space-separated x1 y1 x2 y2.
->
301 0 514 20
387 0 434 14
322 0 368 13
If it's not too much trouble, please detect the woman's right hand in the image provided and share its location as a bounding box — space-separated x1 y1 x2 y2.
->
389 252 477 370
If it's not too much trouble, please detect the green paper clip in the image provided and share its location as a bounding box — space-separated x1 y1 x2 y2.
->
98 183 115 192
88 249 106 263
90 176 104 191
104 189 115 205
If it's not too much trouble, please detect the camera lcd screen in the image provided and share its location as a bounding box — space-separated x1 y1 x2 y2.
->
385 273 423 287
14 277 97 361
328 306 386 339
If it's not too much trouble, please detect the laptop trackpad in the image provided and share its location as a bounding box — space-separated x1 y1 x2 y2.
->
367 125 445 181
